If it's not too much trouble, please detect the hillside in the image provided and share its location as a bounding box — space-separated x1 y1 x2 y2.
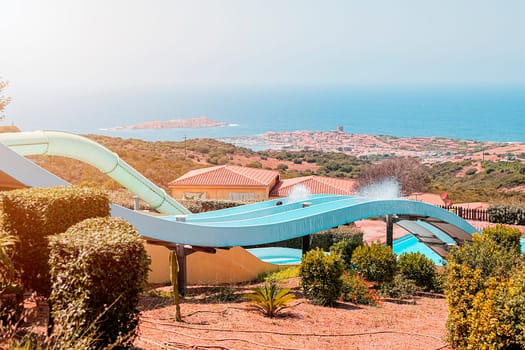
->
26 134 525 207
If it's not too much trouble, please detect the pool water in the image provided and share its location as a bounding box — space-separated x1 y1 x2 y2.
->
392 234 447 266
248 235 525 267
247 247 303 265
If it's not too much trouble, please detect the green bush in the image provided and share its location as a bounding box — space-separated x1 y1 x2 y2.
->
329 234 363 270
0 230 18 291
248 228 363 251
299 249 344 306
447 228 520 280
341 271 378 305
0 186 109 297
351 242 397 284
445 263 485 348
398 252 437 291
488 204 525 225
378 273 418 300
465 268 525 349
0 230 22 331
481 224 521 256
445 225 523 349
48 217 150 348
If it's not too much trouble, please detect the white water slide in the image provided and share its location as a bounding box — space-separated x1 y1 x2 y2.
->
0 130 477 251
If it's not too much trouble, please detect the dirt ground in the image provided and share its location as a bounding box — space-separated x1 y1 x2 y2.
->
135 279 451 350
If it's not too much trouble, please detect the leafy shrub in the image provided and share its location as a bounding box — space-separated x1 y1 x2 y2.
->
351 242 397 284
244 283 296 318
447 228 520 280
480 224 521 256
466 278 511 350
378 273 418 300
249 228 364 252
0 186 109 297
299 249 344 306
0 230 22 331
445 263 485 349
465 268 525 349
330 234 363 269
341 271 378 305
398 252 437 291
0 230 18 291
48 217 149 348
445 225 523 349
488 204 525 225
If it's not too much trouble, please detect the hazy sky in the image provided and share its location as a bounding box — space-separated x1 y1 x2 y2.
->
2 0 525 93
1 1 525 131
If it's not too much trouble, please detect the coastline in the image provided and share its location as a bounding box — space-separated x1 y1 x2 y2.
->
95 125 525 164
218 129 525 163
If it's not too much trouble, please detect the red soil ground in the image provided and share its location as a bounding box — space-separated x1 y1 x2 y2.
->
135 280 451 350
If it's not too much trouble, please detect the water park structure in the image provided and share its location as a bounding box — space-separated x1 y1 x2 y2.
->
0 130 477 283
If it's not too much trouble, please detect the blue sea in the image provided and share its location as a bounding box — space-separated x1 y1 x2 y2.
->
23 85 525 146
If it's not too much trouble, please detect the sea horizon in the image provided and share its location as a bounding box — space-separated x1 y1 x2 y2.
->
93 85 525 146
8 85 525 146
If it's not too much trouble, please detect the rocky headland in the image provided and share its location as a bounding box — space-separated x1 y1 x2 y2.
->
110 116 228 130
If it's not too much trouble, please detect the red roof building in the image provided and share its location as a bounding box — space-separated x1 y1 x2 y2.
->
169 165 357 201
169 165 280 201
270 175 356 197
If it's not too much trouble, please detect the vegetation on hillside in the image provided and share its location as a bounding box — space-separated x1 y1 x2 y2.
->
22 133 525 206
428 160 525 203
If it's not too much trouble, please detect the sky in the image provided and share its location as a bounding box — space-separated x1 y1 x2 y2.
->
1 0 525 130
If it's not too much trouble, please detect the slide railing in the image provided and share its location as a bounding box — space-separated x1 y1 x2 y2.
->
0 130 190 215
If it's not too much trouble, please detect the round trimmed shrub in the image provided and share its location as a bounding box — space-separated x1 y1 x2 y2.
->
49 217 150 348
351 242 397 284
299 248 344 306
398 252 437 291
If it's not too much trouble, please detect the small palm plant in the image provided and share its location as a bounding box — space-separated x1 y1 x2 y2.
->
243 282 296 318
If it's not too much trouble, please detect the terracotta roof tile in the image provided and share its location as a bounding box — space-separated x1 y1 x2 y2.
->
271 176 356 197
169 165 279 187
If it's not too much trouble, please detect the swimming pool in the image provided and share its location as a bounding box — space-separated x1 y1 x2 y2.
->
247 247 303 265
248 235 448 266
392 234 447 266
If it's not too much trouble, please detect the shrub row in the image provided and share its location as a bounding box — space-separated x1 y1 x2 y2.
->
0 186 109 296
251 227 363 251
488 203 525 225
181 199 242 213
300 235 443 307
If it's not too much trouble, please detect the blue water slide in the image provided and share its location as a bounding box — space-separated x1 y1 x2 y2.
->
0 131 478 249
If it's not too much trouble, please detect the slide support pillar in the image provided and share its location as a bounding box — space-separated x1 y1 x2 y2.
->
302 235 310 255
176 244 187 296
386 215 394 247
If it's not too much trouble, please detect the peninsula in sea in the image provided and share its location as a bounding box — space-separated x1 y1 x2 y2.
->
109 116 229 130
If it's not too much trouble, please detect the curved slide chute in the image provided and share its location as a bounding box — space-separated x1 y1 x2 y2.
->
0 130 189 215
0 130 478 251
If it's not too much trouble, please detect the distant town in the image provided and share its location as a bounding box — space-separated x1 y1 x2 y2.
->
105 116 525 164
220 126 525 163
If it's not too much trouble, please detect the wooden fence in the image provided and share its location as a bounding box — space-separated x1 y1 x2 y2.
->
439 205 490 222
